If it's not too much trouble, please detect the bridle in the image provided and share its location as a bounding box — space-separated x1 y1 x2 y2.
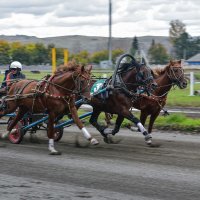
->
166 65 185 86
136 65 154 86
72 71 91 97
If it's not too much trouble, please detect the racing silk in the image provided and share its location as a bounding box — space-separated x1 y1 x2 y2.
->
90 79 106 95
6 72 26 87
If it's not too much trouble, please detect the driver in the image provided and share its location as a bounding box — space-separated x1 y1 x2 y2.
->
5 61 26 88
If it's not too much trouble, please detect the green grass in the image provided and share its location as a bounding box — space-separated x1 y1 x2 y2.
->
167 86 200 107
151 114 200 132
77 111 200 133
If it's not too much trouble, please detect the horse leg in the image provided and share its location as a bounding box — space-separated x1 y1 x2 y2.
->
7 107 28 132
103 111 152 145
127 112 153 145
89 110 108 138
47 112 61 155
0 100 18 118
104 115 124 136
0 102 19 138
140 111 148 126
148 112 160 133
127 110 148 132
104 112 113 126
116 107 152 145
69 96 99 145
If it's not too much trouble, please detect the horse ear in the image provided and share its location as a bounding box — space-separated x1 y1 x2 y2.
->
87 65 92 72
81 65 85 72
170 60 174 65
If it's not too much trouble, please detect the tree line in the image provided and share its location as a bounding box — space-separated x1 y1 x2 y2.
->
0 40 124 67
130 19 200 64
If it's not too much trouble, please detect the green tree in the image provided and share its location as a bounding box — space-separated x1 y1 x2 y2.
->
25 43 36 64
70 50 90 65
90 50 108 63
174 32 200 59
169 19 186 44
130 36 139 56
148 43 169 64
33 43 49 64
112 49 124 63
12 45 31 65
90 49 124 64
0 40 11 64
47 43 55 63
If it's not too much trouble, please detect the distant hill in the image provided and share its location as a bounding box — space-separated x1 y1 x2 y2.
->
0 34 172 55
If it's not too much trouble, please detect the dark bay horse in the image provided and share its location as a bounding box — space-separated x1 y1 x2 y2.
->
0 61 98 154
130 60 187 133
89 55 157 145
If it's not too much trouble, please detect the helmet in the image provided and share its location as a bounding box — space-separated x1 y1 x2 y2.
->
10 61 22 70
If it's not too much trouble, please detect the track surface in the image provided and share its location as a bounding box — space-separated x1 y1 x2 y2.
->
0 126 200 200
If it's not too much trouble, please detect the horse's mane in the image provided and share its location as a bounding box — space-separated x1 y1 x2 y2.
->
152 64 170 78
55 60 83 74
119 59 142 73
153 60 182 77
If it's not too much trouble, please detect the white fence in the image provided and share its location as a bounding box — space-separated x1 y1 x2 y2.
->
189 72 200 96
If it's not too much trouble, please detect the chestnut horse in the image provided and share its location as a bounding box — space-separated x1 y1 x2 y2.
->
89 56 157 145
108 60 187 138
131 60 187 133
0 61 98 154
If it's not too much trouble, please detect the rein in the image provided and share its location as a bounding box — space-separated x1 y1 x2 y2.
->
38 70 91 99
2 69 91 103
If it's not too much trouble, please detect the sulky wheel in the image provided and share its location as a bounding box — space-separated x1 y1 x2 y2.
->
53 127 64 142
7 119 24 144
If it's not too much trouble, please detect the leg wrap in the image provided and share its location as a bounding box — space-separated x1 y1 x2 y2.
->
137 122 147 133
130 115 140 125
81 127 91 139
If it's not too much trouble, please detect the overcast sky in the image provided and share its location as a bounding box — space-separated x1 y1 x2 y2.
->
0 0 199 38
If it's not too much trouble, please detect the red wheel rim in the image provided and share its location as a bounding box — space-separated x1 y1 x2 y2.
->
8 123 22 143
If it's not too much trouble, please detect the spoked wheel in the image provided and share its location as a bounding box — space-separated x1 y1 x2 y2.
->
8 119 24 144
54 127 64 142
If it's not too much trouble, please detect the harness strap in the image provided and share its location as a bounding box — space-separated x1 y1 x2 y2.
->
15 80 35 95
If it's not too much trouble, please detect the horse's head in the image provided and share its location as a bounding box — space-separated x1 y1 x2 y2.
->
166 60 187 89
75 64 92 102
120 59 157 96
55 61 92 102
136 64 157 95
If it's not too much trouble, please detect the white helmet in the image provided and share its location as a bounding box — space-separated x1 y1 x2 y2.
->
10 61 22 70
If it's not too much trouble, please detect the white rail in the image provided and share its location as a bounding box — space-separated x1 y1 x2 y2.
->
189 72 200 96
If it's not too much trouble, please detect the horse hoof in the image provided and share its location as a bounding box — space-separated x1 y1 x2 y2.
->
103 137 111 144
103 136 122 144
103 136 114 144
49 151 62 155
103 128 113 135
145 134 152 144
1 133 8 139
90 138 99 145
147 143 161 148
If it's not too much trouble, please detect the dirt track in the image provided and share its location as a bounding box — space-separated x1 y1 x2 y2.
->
0 126 200 200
